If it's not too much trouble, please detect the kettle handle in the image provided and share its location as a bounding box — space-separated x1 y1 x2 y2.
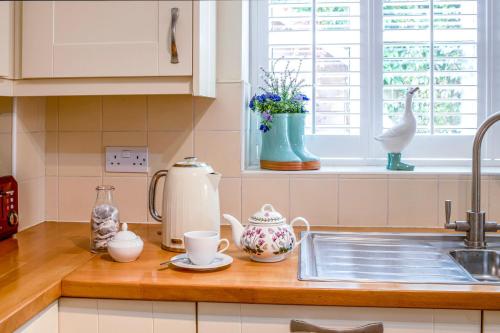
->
290 217 310 249
148 170 168 222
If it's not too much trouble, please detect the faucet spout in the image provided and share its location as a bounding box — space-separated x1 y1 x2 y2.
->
471 112 500 213
444 112 500 249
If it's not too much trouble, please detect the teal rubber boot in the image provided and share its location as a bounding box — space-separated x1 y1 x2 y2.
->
260 114 301 170
288 113 320 170
386 153 414 171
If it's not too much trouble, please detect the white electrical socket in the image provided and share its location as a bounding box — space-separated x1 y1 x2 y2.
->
105 147 148 173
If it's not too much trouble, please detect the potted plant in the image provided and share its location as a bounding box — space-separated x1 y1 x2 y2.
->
249 60 320 171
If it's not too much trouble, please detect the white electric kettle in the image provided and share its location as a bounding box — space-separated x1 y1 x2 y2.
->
149 157 222 252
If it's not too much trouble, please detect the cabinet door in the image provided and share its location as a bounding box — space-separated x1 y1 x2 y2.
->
158 1 192 76
0 1 14 78
198 303 481 333
59 298 196 333
484 311 500 333
14 301 58 333
22 1 193 78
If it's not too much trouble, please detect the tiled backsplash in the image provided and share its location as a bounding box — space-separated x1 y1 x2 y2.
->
12 92 500 230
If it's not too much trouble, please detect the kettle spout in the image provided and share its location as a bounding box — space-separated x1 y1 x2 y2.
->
223 214 244 249
208 172 222 190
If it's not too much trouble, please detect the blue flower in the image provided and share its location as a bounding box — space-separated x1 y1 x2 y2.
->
294 93 309 101
249 95 256 110
262 111 273 121
259 124 270 133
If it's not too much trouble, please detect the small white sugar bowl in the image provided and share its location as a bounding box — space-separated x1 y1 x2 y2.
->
107 223 144 263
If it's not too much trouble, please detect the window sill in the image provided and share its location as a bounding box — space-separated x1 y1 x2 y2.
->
243 165 500 177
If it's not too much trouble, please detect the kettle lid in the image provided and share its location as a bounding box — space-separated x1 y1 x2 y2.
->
249 204 285 224
173 157 208 168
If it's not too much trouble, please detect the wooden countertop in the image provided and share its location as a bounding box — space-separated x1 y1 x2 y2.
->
63 224 500 310
0 223 93 333
3 222 500 332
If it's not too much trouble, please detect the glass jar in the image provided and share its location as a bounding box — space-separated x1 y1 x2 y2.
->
90 185 120 253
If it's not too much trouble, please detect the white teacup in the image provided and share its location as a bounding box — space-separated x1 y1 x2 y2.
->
184 231 230 266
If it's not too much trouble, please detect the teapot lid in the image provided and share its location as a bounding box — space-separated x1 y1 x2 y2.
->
173 156 208 168
249 204 285 224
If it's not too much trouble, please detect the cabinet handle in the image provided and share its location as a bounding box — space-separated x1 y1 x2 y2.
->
170 7 179 64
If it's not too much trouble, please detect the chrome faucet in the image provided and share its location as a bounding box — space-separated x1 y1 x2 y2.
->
445 112 500 248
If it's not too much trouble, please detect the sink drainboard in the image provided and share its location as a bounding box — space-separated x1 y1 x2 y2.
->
299 232 500 284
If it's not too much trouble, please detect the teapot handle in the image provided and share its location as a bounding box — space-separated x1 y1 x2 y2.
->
290 217 310 249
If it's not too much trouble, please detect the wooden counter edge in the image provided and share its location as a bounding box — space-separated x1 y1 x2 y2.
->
61 280 500 311
0 281 61 333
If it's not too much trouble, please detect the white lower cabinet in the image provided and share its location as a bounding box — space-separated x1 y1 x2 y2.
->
198 303 481 333
484 311 500 333
58 298 196 333
15 301 58 333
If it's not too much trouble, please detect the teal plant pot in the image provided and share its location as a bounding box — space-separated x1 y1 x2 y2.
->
260 114 302 170
288 113 320 170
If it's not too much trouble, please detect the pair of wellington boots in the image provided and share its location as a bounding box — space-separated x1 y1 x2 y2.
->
260 113 320 171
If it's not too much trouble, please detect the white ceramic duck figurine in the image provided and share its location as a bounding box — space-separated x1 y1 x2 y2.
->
375 87 419 171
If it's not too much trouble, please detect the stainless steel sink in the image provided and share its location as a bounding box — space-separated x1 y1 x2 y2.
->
450 250 500 282
299 231 500 284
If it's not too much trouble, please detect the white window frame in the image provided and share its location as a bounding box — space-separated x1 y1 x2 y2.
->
248 0 498 168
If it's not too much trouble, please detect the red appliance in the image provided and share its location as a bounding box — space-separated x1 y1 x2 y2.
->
0 176 18 240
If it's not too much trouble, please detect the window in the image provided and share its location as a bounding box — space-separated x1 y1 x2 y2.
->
249 0 497 166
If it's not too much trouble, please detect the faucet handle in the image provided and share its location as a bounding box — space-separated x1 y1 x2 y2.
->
444 200 457 230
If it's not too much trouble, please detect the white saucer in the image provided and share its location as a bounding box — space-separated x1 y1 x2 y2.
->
170 253 233 271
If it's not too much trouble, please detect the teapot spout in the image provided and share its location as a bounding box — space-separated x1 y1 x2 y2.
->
223 214 244 249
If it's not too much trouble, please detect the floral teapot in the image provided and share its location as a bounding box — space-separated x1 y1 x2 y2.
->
223 204 310 262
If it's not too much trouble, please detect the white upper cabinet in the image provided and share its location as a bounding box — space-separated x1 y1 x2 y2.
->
0 1 14 79
22 1 193 78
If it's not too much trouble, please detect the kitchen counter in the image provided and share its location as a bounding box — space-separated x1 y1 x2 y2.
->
2 222 500 332
0 223 93 333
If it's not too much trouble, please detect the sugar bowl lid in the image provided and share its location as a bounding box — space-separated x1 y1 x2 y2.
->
108 223 143 248
248 204 285 224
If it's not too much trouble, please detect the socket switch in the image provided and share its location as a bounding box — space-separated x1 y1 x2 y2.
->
105 147 148 173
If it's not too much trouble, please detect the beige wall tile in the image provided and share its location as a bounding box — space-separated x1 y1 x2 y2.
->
194 131 241 177
220 178 241 224
102 177 148 223
59 96 101 131
59 176 101 222
339 178 387 226
0 133 12 176
194 83 242 131
59 131 102 177
153 302 196 333
45 176 58 221
103 95 147 131
45 131 58 176
18 177 45 230
16 131 45 182
16 97 45 133
103 131 147 147
0 97 13 133
438 179 468 224
45 97 58 131
147 95 193 131
290 177 338 226
388 178 439 227
148 131 194 175
242 177 289 221
488 179 500 221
